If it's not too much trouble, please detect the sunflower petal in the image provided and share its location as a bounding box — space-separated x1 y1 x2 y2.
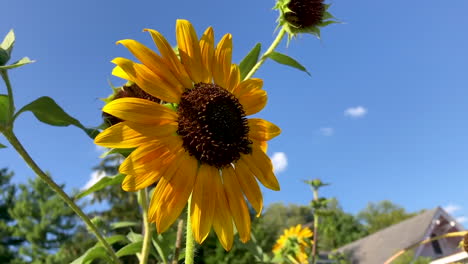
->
212 172 234 251
200 27 214 82
238 89 267 115
116 39 184 94
191 164 217 243
226 64 240 93
248 118 281 141
240 146 280 191
222 166 251 243
233 161 263 216
112 57 180 103
176 19 208 83
144 29 193 88
251 139 268 153
112 65 130 80
212 34 232 89
103 97 178 124
94 122 150 148
149 153 198 233
232 78 263 98
119 137 182 175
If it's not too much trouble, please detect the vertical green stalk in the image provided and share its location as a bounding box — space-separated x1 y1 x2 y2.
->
311 188 319 264
139 188 152 264
3 131 122 264
0 70 15 123
243 27 287 80
185 196 195 264
172 219 184 264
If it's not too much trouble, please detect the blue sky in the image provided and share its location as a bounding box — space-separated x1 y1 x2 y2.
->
1 0 468 222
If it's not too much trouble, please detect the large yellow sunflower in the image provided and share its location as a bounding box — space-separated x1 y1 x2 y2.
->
273 224 313 264
94 19 281 250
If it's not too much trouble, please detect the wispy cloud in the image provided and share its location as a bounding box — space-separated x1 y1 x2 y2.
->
456 216 468 224
444 204 461 215
344 106 367 118
271 152 288 174
82 171 106 190
320 127 334 136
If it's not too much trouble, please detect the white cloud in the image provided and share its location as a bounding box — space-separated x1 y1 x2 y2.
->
95 145 107 154
271 152 288 174
444 204 461 215
82 171 107 190
456 216 468 224
344 106 367 118
320 127 334 136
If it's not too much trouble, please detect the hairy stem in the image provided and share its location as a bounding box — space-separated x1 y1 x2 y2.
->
243 27 287 80
185 196 195 264
4 131 121 264
172 219 184 264
139 188 152 264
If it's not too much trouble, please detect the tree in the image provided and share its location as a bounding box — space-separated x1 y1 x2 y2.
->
320 199 367 250
10 176 77 264
0 168 23 263
357 200 417 234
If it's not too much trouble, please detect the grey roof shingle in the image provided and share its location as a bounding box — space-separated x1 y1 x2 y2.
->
337 208 439 264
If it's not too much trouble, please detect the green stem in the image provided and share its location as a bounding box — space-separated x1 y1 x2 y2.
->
0 70 15 124
139 188 152 264
311 188 319 264
185 196 195 264
243 27 287 80
3 131 121 264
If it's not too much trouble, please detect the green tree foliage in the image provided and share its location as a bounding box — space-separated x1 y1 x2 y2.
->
357 200 417 234
319 199 367 250
10 176 77 264
0 169 22 263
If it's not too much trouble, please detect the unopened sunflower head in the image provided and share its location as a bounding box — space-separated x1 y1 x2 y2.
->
94 19 281 251
274 0 337 39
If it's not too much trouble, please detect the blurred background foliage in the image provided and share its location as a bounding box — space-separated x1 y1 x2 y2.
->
0 154 422 263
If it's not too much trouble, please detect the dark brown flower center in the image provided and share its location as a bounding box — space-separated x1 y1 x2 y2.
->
177 83 251 168
285 0 325 29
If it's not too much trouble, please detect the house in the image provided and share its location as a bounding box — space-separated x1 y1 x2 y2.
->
336 207 467 264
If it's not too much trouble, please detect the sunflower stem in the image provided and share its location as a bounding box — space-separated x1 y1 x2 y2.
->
172 219 184 264
243 27 287 80
3 131 122 264
185 195 195 264
311 188 319 264
0 70 15 126
139 188 152 264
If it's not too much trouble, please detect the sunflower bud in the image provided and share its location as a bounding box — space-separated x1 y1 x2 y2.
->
274 0 337 38
0 48 9 66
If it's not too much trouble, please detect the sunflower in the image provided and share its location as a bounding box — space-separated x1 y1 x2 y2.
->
273 224 313 264
94 19 281 250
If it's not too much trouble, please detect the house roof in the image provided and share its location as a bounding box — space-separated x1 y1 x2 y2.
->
337 208 441 264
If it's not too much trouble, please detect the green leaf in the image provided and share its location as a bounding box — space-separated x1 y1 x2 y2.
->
111 221 138 230
102 234 129 245
0 57 34 70
0 94 10 125
0 143 6 149
100 148 135 158
76 173 125 199
268 51 310 76
127 231 143 243
15 96 98 138
70 245 111 264
116 241 143 257
0 29 15 56
239 43 261 80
